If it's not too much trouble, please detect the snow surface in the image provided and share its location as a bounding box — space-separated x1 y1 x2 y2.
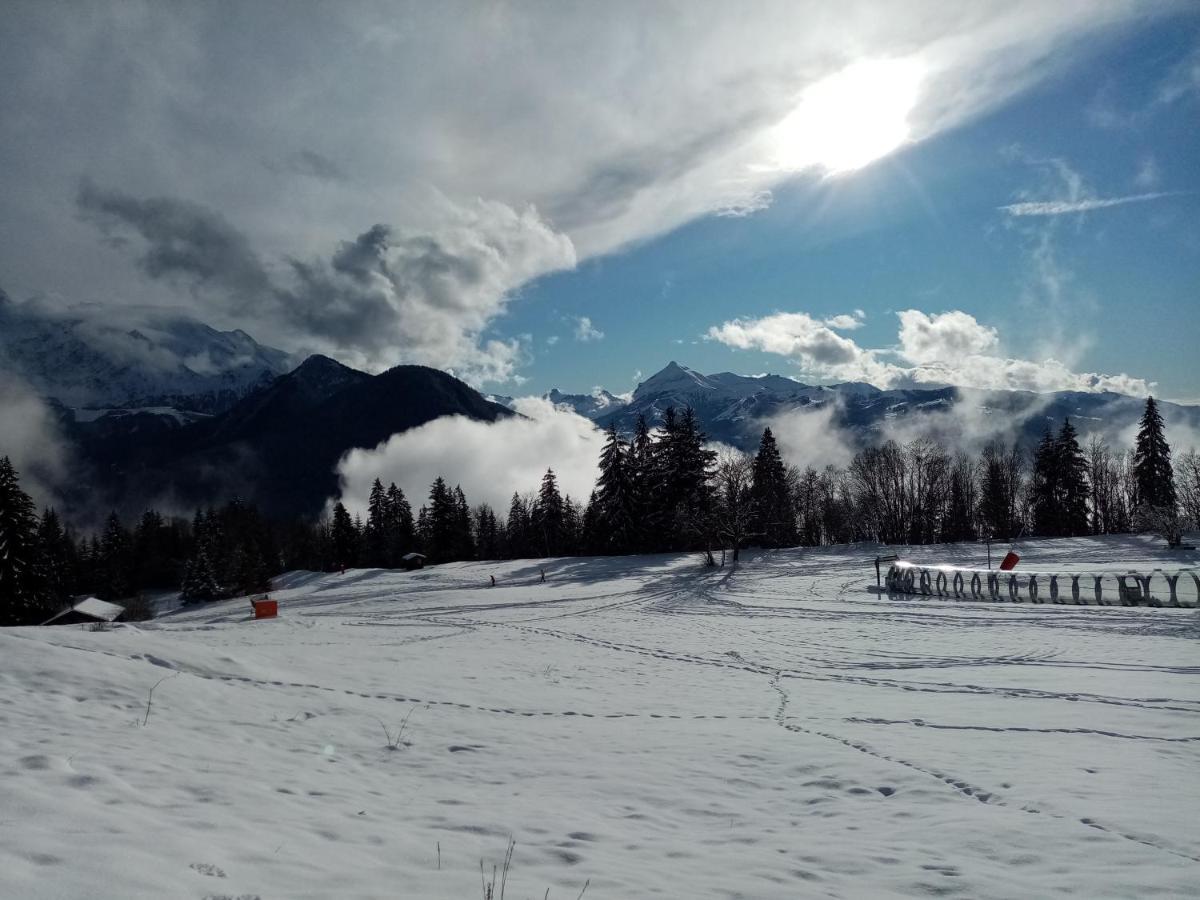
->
2 535 1198 899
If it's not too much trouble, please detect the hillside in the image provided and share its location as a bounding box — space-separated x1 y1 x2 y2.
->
2 535 1196 898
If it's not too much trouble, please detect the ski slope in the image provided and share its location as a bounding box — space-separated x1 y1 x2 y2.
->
2 535 1198 899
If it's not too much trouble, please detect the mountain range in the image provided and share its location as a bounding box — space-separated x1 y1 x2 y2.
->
3 304 1198 520
535 361 1200 453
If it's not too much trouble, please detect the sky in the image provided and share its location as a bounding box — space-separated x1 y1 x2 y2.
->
2 1 1198 401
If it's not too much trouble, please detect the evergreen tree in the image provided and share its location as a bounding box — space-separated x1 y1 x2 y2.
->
1031 427 1060 535
384 482 414 564
97 512 134 601
330 502 359 569
36 508 74 612
750 427 796 548
1132 397 1176 510
580 491 601 556
365 478 388 567
180 545 221 603
0 457 48 624
425 478 457 562
452 486 475 560
533 468 565 556
1056 419 1090 536
594 424 635 553
505 492 530 558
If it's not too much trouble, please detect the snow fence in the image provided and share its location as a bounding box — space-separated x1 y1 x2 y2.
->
884 561 1200 608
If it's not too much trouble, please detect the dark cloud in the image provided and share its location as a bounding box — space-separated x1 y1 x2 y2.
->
262 150 349 183
75 177 273 302
74 182 575 382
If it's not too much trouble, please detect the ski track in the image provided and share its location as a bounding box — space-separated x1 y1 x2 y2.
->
768 675 1200 866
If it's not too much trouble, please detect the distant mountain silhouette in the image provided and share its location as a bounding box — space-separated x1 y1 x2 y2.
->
71 357 513 517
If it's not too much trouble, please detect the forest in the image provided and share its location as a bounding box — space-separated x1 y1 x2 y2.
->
1 396 1195 626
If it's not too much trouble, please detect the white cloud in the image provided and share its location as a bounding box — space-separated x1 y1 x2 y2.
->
707 308 1153 396
0 1 1174 383
999 192 1180 217
1134 156 1161 189
896 309 997 362
573 316 605 342
0 372 71 507
334 398 605 517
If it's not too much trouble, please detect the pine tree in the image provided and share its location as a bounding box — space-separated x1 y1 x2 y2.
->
384 482 414 565
0 457 48 624
365 478 388 567
452 486 475 560
181 545 221 603
751 427 795 548
505 493 530 558
1133 397 1176 510
425 478 457 562
1031 427 1060 536
36 508 74 612
330 502 359 570
97 512 134 601
534 468 565 556
594 424 635 553
1056 419 1090 536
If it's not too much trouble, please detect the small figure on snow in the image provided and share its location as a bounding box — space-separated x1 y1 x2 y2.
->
490 575 496 587
540 568 546 583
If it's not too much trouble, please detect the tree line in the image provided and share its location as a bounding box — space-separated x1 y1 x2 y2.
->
1 396 1195 625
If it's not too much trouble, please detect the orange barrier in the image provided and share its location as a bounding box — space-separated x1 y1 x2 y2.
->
253 599 278 619
999 551 1020 571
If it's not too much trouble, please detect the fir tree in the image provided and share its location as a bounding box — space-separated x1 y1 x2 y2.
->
1056 419 1090 536
36 508 74 612
97 512 134 601
181 545 221 603
1031 427 1060 536
451 486 475 560
365 478 388 567
505 492 530 558
595 424 635 553
384 482 414 564
1132 397 1176 510
534 468 565 556
330 502 359 569
751 427 795 548
0 458 48 624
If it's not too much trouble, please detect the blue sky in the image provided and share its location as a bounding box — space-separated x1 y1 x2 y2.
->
1 2 1197 400
508 16 1200 400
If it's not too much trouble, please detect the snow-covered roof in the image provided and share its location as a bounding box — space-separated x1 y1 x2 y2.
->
402 552 427 560
41 596 125 625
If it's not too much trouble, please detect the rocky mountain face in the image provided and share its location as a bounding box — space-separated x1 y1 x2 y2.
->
0 292 291 413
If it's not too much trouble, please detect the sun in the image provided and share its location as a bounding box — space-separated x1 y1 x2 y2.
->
770 58 923 174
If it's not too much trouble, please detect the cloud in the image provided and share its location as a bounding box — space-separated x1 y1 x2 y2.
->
706 311 888 380
573 316 604 342
1156 45 1200 107
896 309 997 362
0 371 71 508
262 150 348 183
707 308 1153 396
334 397 605 516
999 192 1181 217
76 177 273 300
1134 156 1161 190
0 2 1175 351
763 403 858 472
76 182 576 384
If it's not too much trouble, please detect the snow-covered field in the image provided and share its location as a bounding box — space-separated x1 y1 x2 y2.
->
2 535 1198 899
